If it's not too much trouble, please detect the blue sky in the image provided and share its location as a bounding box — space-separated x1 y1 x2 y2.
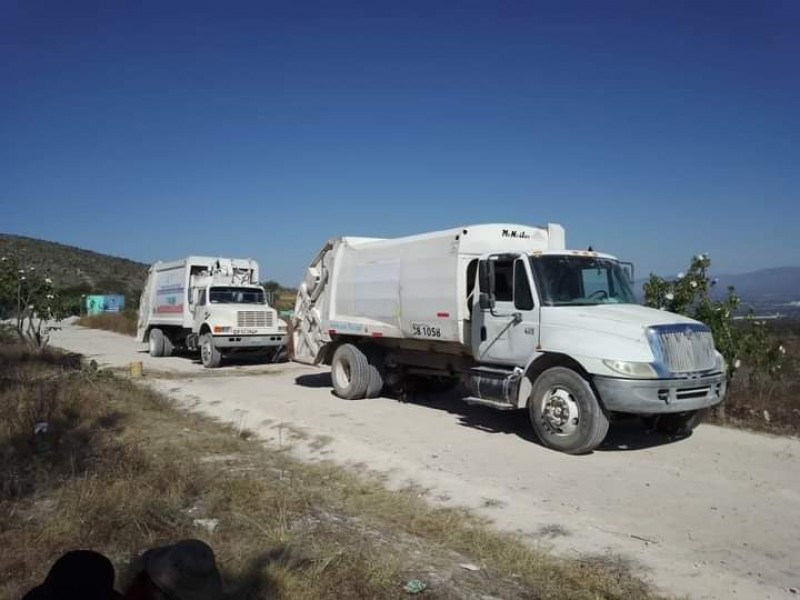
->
1 0 798 285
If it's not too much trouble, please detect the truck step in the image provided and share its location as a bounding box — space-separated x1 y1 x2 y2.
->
469 366 516 376
463 396 516 410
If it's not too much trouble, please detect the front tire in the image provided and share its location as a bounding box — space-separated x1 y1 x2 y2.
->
528 367 609 454
200 333 222 368
331 344 371 399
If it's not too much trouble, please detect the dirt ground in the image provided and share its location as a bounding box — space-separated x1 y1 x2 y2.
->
50 321 800 600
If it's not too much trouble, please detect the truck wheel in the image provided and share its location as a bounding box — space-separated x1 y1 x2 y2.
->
200 333 222 368
148 329 165 357
331 344 370 399
528 367 609 454
643 409 707 435
364 350 384 399
162 334 174 357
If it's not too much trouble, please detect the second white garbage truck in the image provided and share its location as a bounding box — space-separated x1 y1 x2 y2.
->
138 257 287 367
292 223 727 454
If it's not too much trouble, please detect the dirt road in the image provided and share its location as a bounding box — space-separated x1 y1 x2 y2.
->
51 322 799 599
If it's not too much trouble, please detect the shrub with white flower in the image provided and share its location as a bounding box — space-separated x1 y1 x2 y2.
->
0 256 63 350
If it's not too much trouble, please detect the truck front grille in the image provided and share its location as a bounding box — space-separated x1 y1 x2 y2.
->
650 324 716 375
237 311 272 328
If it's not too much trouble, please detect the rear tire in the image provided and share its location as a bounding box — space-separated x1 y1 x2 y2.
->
528 367 609 454
364 350 385 399
643 409 707 435
148 329 165 357
331 344 370 399
200 333 222 368
162 334 174 357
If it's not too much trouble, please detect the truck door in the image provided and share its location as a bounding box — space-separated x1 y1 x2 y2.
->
192 288 208 333
471 255 539 366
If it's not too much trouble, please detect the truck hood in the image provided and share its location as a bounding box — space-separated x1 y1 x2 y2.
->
541 303 700 343
541 304 697 354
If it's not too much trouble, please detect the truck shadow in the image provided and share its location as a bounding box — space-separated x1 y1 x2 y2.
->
295 372 334 388
400 393 690 453
137 349 286 368
292 374 692 453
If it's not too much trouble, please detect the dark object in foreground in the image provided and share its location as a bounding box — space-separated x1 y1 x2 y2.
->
22 550 122 599
123 539 223 600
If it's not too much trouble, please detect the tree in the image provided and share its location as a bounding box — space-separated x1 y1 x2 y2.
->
262 280 281 293
0 255 64 350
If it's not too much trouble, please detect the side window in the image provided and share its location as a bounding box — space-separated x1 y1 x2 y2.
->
581 269 610 298
514 260 534 310
493 259 514 302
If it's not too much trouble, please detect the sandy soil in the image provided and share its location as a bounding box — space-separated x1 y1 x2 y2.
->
50 322 800 599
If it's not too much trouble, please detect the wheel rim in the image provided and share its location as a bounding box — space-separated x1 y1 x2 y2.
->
334 358 351 389
540 386 581 436
201 340 211 364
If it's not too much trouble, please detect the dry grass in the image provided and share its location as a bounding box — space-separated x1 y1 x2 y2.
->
0 343 666 600
76 310 137 336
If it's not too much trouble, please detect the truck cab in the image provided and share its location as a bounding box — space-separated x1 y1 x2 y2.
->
188 282 287 368
472 250 726 452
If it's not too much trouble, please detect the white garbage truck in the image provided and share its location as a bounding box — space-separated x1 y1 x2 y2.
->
137 256 287 368
292 223 727 454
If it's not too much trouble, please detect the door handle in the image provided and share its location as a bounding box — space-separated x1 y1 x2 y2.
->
480 326 487 342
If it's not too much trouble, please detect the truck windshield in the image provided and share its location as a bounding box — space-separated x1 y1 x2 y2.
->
530 255 636 306
209 287 265 304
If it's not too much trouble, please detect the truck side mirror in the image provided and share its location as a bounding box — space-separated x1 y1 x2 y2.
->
478 292 495 310
620 261 635 284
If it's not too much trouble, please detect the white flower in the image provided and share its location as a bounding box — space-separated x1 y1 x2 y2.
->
18 269 24 273
665 292 674 301
45 277 52 284
677 272 685 279
690 280 698 288
779 345 786 355
0 257 6 261
29 266 35 271
734 359 741 369
20 275 26 281
46 294 54 300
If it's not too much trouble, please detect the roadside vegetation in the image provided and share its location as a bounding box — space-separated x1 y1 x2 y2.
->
76 309 138 337
0 336 664 599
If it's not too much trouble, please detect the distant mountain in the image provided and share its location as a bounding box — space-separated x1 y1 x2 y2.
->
713 267 800 302
0 233 147 297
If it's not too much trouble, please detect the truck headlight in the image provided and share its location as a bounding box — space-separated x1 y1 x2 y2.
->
602 359 659 379
213 326 232 333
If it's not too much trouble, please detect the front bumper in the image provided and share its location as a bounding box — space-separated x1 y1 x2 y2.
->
213 334 287 349
594 372 727 415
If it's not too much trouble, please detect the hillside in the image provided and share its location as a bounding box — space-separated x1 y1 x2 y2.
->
0 233 148 297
